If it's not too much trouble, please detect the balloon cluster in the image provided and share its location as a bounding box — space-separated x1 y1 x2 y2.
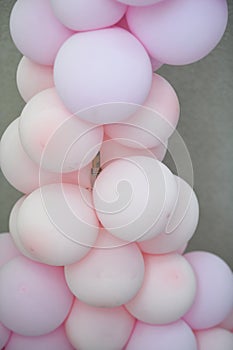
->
0 0 232 349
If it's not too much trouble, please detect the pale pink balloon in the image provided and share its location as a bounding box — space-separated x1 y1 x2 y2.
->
65 229 145 307
54 27 152 124
0 118 78 193
138 176 199 254
127 0 228 65
10 0 73 65
195 328 233 350
125 320 197 350
219 309 233 332
0 233 21 268
125 254 196 325
0 256 73 336
183 251 233 330
19 88 103 173
118 0 163 6
0 322 11 350
65 299 135 350
105 74 180 149
16 56 54 102
50 0 127 31
93 156 177 242
17 183 100 266
5 326 74 350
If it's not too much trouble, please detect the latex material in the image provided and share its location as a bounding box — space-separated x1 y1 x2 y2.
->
0 233 21 268
195 328 233 350
0 322 11 350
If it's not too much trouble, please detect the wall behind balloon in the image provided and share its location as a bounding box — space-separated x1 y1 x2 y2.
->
0 0 232 267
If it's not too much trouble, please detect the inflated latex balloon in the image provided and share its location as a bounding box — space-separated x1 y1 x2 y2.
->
5 326 74 350
195 328 233 350
19 88 104 173
0 118 78 193
54 27 152 124
138 176 199 254
65 229 145 307
0 322 11 350
17 183 99 266
0 233 21 268
50 0 127 31
125 254 196 325
17 56 54 102
93 156 177 242
65 299 135 350
118 0 163 6
127 0 228 65
219 309 233 331
105 74 180 149
183 251 233 330
10 0 73 65
125 320 197 350
0 256 73 336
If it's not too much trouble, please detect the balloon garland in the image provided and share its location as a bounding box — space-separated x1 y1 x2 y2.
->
0 0 232 349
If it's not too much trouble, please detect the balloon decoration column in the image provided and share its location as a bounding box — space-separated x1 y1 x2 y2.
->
0 1 232 349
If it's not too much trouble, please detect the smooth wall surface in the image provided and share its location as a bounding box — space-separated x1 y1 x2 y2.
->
0 0 232 266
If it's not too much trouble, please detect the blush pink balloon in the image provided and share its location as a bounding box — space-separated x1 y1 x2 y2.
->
138 176 199 254
125 320 197 350
17 183 99 266
5 326 74 350
93 156 178 242
19 88 104 173
183 251 233 330
118 0 163 5
65 229 145 307
219 309 233 332
16 56 54 102
127 0 228 65
65 299 135 350
125 254 196 325
0 256 73 336
50 0 127 31
54 27 152 124
0 322 11 350
105 74 180 149
10 0 73 65
0 233 21 268
195 328 233 350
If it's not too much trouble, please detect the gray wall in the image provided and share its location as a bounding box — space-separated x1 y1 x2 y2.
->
0 0 232 266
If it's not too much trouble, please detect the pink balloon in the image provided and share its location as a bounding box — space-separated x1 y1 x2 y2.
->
0 256 73 336
105 74 180 149
118 0 163 6
219 309 233 332
0 322 11 350
65 299 135 350
93 156 178 242
10 0 73 65
17 183 99 266
5 326 74 350
65 229 145 307
16 56 54 102
125 320 197 350
0 233 21 268
183 251 233 330
50 0 127 31
125 254 196 325
127 0 228 65
54 27 152 124
138 176 199 254
195 328 233 350
19 88 104 173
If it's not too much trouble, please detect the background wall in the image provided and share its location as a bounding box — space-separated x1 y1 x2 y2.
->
0 0 232 266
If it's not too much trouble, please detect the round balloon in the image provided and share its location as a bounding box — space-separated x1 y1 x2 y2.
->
127 0 228 65
105 73 180 149
93 156 178 242
183 251 233 330
195 328 233 350
50 0 127 31
125 320 197 350
65 299 135 350
125 254 196 324
0 322 11 350
0 256 73 336
17 56 54 102
10 0 73 65
219 309 233 332
0 233 21 268
54 27 152 124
